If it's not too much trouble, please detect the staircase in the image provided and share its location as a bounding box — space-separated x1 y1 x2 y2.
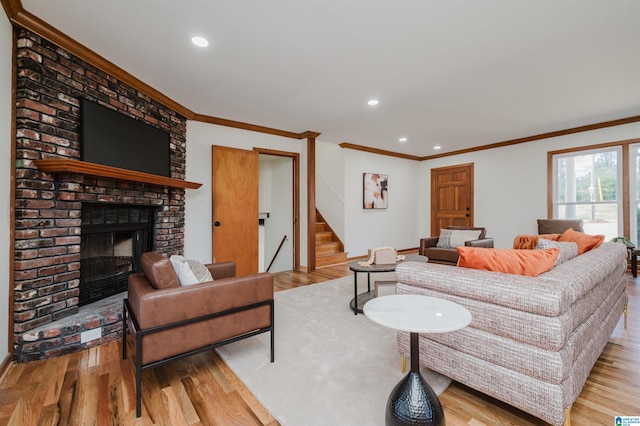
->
315 210 348 267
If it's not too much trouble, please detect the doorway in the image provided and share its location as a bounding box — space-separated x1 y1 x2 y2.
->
254 148 300 272
211 145 300 276
430 163 475 236
259 154 295 273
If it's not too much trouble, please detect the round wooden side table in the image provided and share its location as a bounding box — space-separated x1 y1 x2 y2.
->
348 254 427 314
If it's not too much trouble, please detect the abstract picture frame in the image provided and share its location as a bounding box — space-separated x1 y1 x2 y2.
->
363 173 388 209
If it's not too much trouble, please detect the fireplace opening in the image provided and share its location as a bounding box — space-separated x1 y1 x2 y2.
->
80 204 156 306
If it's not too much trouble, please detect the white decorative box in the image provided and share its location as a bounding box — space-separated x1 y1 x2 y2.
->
368 248 397 265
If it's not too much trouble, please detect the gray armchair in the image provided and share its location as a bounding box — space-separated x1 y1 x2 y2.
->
419 226 494 265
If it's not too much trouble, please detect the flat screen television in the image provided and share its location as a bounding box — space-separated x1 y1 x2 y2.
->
80 98 171 177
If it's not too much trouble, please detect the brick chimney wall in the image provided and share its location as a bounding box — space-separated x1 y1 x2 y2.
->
14 29 188 360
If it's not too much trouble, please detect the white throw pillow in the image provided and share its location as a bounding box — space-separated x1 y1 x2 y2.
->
436 229 482 248
535 238 578 266
170 255 214 286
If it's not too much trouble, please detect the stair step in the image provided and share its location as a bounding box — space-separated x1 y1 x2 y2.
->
316 241 340 255
316 232 334 243
314 209 346 267
316 252 348 267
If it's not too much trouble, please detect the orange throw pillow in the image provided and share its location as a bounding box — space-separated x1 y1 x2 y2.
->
557 228 604 255
513 234 561 250
457 246 559 277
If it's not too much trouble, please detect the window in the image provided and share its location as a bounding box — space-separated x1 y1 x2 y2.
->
630 144 640 245
552 146 622 241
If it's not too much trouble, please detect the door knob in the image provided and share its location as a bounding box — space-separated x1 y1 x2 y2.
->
214 221 221 226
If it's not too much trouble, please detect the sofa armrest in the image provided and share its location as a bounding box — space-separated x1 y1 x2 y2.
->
466 238 494 248
206 261 236 279
419 237 439 255
128 272 273 330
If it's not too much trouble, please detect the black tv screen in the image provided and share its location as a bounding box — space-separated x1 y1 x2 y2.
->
80 98 171 177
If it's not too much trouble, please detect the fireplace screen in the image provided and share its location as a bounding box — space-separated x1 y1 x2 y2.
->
80 204 155 306
82 255 132 281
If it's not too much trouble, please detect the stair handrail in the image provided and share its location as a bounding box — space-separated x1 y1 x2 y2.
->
317 173 345 242
317 173 345 205
267 235 288 272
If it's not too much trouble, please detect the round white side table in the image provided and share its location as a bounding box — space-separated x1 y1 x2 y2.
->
364 294 472 426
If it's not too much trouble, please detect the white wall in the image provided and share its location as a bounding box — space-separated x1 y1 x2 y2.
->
343 149 422 257
183 104 639 266
1 9 12 361
184 121 307 265
421 122 640 248
316 141 345 241
258 157 273 214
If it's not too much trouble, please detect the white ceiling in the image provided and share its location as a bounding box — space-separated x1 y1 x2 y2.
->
21 0 640 157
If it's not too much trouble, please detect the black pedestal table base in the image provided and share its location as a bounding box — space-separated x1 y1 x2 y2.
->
386 371 444 426
386 332 445 426
364 296 471 426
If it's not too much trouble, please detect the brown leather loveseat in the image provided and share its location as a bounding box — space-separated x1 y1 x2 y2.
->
419 226 494 265
122 251 274 417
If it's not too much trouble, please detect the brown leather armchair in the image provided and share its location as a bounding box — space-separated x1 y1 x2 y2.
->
122 251 274 417
537 218 584 234
419 226 494 265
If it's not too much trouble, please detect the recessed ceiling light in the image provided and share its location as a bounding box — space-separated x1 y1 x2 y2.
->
367 99 379 106
399 137 407 142
191 36 209 47
434 145 442 150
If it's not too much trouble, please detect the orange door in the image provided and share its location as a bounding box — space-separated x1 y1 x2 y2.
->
211 145 259 276
430 163 474 236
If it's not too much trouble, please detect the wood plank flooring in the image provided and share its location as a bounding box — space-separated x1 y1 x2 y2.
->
0 263 638 425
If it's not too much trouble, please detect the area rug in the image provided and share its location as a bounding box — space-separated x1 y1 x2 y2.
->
216 275 451 426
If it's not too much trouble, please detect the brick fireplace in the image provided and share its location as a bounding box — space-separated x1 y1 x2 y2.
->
79 203 156 306
13 29 189 362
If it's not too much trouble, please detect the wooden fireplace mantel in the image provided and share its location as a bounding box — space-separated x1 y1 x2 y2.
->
34 159 202 189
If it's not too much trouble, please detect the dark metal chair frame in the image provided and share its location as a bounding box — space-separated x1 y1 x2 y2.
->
122 297 275 417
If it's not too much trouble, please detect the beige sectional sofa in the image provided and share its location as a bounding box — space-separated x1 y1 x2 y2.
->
394 242 628 426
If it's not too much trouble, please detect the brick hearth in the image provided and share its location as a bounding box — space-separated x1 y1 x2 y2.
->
18 293 126 361
13 29 188 362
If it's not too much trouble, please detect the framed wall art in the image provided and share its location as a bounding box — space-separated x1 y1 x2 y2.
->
363 173 388 209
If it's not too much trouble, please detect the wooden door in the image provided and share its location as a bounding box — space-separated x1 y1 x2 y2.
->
430 163 474 236
212 145 259 276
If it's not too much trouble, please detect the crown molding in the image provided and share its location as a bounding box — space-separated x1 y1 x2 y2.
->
4 0 313 140
5 0 640 159
420 115 640 161
300 131 321 139
192 114 316 140
5 0 195 120
1 0 20 17
338 143 422 161
341 113 640 161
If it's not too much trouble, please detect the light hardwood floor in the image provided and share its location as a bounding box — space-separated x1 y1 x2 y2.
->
1 263 638 425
